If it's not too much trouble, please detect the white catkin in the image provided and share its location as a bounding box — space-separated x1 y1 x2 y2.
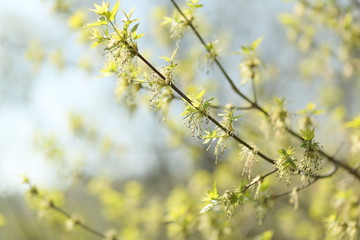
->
240 145 258 179
289 187 299 210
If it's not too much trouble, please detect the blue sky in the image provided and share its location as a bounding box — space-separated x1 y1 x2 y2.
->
0 0 297 195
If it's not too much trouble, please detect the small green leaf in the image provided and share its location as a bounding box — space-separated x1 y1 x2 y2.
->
209 181 219 198
288 159 297 169
278 149 286 155
300 128 315 141
83 20 108 27
170 44 180 61
162 17 173 25
91 41 99 48
251 36 264 50
159 56 171 62
90 2 110 16
196 90 205 99
131 23 140 33
133 33 144 40
123 8 135 20
109 0 120 21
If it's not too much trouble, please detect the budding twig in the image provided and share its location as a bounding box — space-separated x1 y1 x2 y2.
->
169 0 360 180
23 180 113 240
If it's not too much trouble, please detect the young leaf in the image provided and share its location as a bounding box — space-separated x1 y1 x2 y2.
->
90 2 110 16
131 23 140 33
196 90 205 99
109 1 120 21
83 20 108 28
251 36 264 50
170 44 180 62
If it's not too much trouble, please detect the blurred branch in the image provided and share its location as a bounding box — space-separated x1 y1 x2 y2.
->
352 0 360 9
23 180 114 240
251 77 258 104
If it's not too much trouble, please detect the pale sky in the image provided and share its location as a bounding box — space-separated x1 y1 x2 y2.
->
0 0 299 195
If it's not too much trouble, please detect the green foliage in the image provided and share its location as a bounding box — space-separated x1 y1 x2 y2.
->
201 182 246 219
8 0 360 240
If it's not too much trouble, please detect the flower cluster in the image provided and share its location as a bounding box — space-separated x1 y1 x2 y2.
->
289 187 299 210
269 97 289 139
201 183 245 220
325 190 360 240
181 90 213 138
114 64 141 111
326 215 358 240
350 133 360 154
345 116 360 154
162 0 203 40
203 109 241 162
86 2 144 109
221 190 244 219
299 128 322 178
275 147 297 185
148 67 173 109
240 145 258 179
148 48 178 113
106 35 135 71
201 41 219 69
238 37 264 85
297 102 323 130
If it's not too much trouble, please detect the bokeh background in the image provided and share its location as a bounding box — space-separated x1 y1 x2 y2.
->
0 0 359 239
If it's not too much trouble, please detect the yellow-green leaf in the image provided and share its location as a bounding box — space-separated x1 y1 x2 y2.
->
109 1 120 21
196 90 205 99
83 20 108 28
345 116 360 128
251 36 264 50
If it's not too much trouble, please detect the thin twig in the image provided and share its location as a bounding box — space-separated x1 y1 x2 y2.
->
210 104 253 111
241 169 277 193
169 0 254 105
25 182 112 240
270 164 339 199
250 77 258 103
172 95 254 110
138 49 276 165
108 19 278 165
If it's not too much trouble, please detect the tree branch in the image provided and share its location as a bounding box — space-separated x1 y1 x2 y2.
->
270 164 339 199
24 182 112 240
169 0 360 180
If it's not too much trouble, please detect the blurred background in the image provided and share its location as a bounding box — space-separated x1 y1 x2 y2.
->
0 0 359 239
